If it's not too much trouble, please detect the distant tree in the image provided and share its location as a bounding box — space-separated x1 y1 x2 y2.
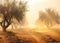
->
0 0 27 32
39 8 60 27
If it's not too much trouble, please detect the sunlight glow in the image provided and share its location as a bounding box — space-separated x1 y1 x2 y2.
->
25 0 60 28
15 0 60 29
15 0 20 2
26 0 40 27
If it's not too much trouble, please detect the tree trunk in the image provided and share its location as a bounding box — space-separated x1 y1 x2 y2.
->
0 15 12 32
3 27 6 32
1 19 11 32
1 20 7 32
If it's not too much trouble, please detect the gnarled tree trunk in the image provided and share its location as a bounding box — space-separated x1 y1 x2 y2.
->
1 16 11 32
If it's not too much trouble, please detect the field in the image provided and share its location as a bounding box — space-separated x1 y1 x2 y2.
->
0 26 60 43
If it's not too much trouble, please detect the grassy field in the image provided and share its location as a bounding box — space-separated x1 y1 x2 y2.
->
0 27 60 43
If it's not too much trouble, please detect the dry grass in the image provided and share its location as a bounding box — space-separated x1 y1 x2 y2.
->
0 31 37 43
0 27 60 43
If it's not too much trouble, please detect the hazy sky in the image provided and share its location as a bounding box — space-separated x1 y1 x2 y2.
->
25 0 60 25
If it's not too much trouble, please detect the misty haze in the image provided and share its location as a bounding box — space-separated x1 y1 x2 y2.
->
0 0 60 43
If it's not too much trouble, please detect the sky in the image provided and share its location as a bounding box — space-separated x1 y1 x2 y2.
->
25 0 60 26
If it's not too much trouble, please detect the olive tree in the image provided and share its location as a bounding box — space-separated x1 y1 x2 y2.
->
0 0 27 32
39 8 60 27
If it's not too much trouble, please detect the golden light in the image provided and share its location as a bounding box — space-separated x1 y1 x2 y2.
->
25 0 50 28
26 0 40 27
15 0 60 29
15 0 48 28
15 0 20 2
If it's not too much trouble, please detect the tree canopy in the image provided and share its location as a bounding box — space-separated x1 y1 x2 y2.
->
0 0 27 31
39 8 60 27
